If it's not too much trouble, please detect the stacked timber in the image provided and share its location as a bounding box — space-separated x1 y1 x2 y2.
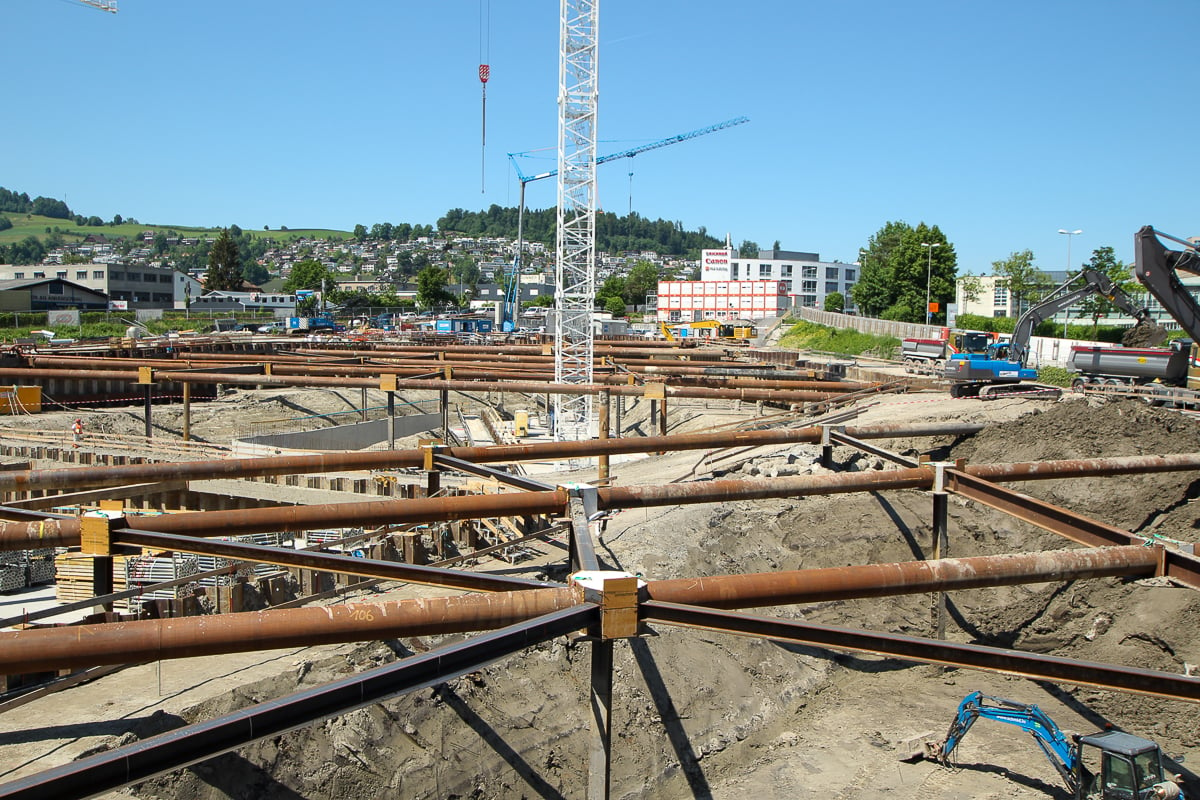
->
54 552 130 603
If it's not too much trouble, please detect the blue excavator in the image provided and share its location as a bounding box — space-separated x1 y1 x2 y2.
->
944 269 1157 399
914 692 1184 799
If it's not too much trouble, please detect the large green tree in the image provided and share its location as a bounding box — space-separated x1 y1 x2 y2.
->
738 240 760 258
596 274 627 310
416 265 455 309
1077 246 1137 331
623 261 660 305
992 250 1050 316
204 229 243 291
853 221 957 323
284 259 333 292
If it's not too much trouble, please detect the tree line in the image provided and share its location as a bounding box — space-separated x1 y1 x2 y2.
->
435 205 722 257
853 219 1134 328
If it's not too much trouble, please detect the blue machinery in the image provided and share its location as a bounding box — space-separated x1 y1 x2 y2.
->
499 116 749 331
929 692 1182 799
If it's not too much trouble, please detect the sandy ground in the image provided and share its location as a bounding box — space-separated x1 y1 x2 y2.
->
0 380 1197 799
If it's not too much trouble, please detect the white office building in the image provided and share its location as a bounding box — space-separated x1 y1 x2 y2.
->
701 245 857 311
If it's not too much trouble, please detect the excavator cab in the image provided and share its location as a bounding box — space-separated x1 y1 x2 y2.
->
1075 731 1179 800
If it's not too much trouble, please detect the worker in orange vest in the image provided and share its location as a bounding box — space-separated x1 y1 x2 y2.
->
71 418 83 448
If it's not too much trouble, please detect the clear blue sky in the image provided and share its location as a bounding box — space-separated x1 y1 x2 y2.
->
8 0 1198 273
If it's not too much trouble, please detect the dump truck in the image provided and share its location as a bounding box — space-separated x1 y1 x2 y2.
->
901 330 997 374
1069 339 1192 389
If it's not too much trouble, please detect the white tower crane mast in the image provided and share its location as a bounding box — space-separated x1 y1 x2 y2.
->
554 0 599 441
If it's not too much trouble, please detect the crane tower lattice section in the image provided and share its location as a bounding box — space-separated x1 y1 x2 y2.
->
554 0 599 441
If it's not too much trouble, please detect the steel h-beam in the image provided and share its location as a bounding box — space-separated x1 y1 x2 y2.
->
0 606 598 800
554 0 599 442
640 601 1200 703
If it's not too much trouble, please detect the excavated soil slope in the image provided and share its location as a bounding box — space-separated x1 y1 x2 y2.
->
2 397 1197 799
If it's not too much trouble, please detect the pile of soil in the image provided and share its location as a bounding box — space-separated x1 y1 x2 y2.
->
1121 320 1169 348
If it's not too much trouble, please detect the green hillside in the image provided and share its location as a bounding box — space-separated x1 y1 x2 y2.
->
0 215 351 246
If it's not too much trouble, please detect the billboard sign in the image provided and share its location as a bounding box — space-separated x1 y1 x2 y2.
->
700 248 732 281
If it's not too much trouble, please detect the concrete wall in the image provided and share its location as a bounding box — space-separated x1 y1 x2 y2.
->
798 308 944 340
235 413 442 455
799 307 1084 368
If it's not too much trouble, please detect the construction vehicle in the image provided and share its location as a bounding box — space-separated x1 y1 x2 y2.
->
901 330 999 374
1068 339 1192 391
1134 226 1200 343
917 692 1183 799
944 269 1153 399
1063 227 1200 403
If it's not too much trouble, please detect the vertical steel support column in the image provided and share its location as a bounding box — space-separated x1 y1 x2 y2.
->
930 463 950 641
423 444 442 498
588 639 614 800
360 388 368 422
658 394 667 438
440 388 450 443
387 391 396 450
143 385 153 440
820 425 844 470
92 557 114 613
614 393 623 437
81 513 117 613
649 399 657 435
598 390 610 483
182 382 191 442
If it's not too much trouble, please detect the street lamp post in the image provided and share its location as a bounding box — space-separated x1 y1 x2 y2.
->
920 242 941 326
1058 229 1082 338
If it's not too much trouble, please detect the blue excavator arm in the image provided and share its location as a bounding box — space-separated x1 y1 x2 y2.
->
936 691 1078 792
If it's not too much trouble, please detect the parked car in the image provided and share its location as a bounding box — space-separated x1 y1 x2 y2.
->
257 321 287 334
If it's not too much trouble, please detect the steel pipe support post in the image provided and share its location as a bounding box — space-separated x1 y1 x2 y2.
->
588 639 614 800
598 390 610 484
820 425 845 470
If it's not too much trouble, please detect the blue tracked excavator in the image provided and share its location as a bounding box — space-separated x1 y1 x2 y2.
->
914 692 1183 799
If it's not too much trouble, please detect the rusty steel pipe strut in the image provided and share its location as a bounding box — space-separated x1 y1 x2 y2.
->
963 453 1200 480
646 545 1161 609
0 586 583 674
0 470 938 550
27 354 857 391
2 448 1200 550
0 422 983 494
0 366 845 404
0 546 1160 675
641 601 1200 703
0 605 600 800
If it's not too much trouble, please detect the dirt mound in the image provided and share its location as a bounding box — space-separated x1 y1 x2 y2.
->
946 399 1200 536
951 399 1200 464
1122 320 1169 348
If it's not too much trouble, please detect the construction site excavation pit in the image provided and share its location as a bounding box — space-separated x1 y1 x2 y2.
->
0 385 1196 800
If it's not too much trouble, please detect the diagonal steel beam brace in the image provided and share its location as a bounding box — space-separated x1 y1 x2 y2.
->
946 469 1142 549
948 469 1200 591
640 601 1200 703
0 605 599 800
568 487 601 572
828 431 920 468
113 528 556 593
431 453 557 492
